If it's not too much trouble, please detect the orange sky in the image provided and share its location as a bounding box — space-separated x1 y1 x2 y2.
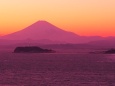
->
0 0 115 36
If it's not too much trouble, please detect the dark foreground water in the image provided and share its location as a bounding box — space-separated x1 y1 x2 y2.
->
0 53 115 86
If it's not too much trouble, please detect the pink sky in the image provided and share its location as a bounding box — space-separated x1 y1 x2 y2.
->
0 0 115 36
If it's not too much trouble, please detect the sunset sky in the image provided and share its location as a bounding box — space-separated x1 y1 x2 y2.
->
0 0 115 36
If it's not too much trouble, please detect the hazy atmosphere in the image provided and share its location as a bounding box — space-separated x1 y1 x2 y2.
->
0 0 115 86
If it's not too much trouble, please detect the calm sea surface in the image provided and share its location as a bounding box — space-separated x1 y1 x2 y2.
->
0 52 115 86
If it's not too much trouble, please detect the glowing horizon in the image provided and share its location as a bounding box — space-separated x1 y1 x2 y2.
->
0 0 115 37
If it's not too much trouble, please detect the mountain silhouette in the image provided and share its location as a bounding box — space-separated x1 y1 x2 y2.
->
1 20 104 44
1 20 81 43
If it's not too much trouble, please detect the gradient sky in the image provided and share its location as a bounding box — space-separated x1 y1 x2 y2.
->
0 0 115 36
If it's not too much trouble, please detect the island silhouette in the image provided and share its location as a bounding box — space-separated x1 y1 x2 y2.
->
104 48 115 54
14 46 55 53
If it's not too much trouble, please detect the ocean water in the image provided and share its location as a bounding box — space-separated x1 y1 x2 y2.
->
0 52 115 86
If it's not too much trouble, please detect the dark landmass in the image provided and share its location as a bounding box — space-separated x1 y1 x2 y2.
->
1 43 115 53
14 46 55 53
104 48 115 54
90 48 115 54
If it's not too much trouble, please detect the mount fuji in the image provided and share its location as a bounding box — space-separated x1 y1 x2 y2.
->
0 20 103 44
